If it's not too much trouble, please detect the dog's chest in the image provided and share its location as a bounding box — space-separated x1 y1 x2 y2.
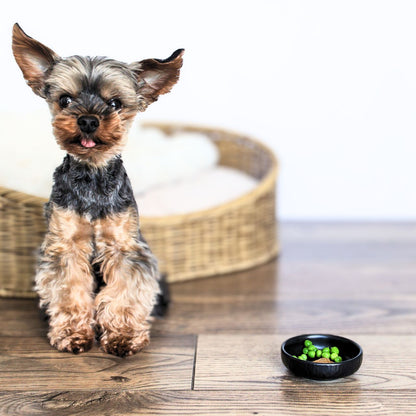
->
48 154 136 220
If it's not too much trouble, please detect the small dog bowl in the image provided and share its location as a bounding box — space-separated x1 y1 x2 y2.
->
281 334 363 381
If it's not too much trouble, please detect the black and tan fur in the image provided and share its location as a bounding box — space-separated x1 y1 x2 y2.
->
12 23 183 356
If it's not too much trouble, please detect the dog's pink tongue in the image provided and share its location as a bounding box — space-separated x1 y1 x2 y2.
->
81 138 96 148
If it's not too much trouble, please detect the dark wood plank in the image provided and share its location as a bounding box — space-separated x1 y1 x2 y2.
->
152 297 416 336
0 298 47 337
194 334 416 390
0 335 195 391
151 222 416 336
1 390 415 416
3 292 416 339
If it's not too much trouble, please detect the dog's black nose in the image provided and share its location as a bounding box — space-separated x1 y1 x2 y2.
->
77 116 99 134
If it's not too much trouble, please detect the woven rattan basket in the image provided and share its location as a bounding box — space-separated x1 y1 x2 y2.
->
0 122 278 298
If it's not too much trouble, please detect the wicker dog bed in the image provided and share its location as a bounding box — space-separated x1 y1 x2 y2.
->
0 123 278 298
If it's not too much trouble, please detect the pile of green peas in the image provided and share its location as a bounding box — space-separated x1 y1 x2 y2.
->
294 339 343 363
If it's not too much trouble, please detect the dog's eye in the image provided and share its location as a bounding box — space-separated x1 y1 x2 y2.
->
59 95 72 109
107 98 122 111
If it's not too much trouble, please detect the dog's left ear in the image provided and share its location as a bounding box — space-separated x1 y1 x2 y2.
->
130 49 184 110
12 23 59 97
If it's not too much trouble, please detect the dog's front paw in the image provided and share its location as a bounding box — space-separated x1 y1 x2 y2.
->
50 328 95 354
100 331 150 357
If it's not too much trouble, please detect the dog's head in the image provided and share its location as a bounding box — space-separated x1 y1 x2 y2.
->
12 23 183 166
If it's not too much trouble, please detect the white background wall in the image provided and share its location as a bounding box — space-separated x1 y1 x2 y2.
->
1 0 415 220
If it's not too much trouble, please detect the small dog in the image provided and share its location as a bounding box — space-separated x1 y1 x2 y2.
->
12 24 183 356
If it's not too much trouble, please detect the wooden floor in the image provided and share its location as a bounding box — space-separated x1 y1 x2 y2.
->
1 222 415 415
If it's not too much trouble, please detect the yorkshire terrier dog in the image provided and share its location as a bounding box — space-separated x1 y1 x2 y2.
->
12 23 183 356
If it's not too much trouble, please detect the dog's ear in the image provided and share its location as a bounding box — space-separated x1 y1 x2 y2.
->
130 49 184 110
12 23 59 97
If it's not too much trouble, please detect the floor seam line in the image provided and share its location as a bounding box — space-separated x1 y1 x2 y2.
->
191 335 198 391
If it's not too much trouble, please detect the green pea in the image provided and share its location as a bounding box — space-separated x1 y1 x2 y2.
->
322 352 330 359
300 354 308 360
323 347 330 354
316 349 322 358
334 356 342 363
308 350 316 359
330 352 338 361
303 347 309 355
308 344 316 351
293 355 297 358
304 340 313 347
331 346 339 355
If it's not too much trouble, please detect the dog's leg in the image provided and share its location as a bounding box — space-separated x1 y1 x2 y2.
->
36 206 95 353
151 273 170 317
94 207 159 357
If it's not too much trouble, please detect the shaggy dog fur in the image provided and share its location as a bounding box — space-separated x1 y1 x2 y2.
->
12 23 183 356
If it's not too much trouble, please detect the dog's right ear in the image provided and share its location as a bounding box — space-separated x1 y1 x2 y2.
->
12 23 59 97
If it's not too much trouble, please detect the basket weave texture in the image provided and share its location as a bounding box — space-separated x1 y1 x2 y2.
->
0 123 278 298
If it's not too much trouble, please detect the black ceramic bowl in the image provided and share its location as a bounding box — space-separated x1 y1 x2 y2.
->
281 334 363 381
